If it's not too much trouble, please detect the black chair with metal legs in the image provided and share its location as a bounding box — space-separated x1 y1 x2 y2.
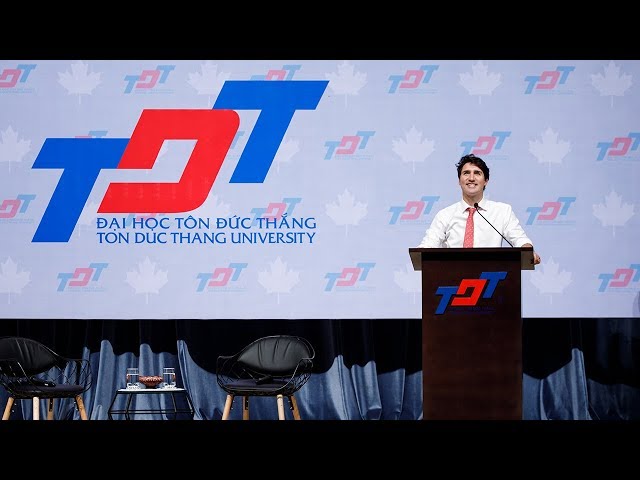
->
0 336 92 420
216 335 315 420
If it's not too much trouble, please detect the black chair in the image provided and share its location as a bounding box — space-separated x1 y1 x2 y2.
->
216 335 315 420
0 336 92 420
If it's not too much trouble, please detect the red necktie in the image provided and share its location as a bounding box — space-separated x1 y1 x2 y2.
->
463 207 476 248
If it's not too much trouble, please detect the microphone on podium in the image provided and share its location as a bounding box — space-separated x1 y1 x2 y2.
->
473 202 514 247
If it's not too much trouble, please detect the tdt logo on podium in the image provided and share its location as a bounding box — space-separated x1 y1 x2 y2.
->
434 271 507 315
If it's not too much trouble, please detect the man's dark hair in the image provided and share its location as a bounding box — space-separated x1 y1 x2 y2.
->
456 153 490 181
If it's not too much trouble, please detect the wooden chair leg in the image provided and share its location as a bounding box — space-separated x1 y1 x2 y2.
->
221 394 234 420
289 395 301 420
242 396 250 420
75 395 88 420
2 398 14 420
47 398 55 420
276 394 285 420
32 397 40 420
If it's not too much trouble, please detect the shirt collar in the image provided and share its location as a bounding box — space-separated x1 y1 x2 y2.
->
460 198 485 212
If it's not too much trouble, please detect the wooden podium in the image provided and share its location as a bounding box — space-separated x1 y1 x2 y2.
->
409 247 534 420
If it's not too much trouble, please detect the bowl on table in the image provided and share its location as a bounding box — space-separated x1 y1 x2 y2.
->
139 375 163 388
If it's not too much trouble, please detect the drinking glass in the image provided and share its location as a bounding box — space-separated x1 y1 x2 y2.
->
162 367 176 388
126 367 140 389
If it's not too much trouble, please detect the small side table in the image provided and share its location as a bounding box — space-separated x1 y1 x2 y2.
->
108 387 195 420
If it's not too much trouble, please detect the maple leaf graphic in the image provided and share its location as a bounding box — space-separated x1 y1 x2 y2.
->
593 190 634 237
591 61 632 108
459 61 501 104
392 126 436 173
274 138 300 173
0 126 31 173
325 61 367 108
258 257 299 304
0 257 30 304
187 61 231 106
126 257 168 304
530 258 573 304
58 61 101 104
528 127 571 174
393 263 421 304
325 189 367 237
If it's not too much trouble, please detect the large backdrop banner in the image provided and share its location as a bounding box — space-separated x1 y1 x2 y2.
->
0 59 638 319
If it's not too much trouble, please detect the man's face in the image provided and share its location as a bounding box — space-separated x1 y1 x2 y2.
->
458 162 487 196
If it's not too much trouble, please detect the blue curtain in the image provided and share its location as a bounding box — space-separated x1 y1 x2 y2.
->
0 318 638 420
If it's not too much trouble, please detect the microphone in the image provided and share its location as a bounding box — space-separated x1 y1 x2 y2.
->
473 202 514 247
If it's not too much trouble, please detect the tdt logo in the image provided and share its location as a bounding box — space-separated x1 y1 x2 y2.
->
57 262 108 292
388 196 439 225
196 263 248 291
250 65 302 80
123 65 176 93
524 66 575 94
525 197 576 225
596 133 640 161
434 271 506 314
387 65 439 94
250 197 302 224
0 64 36 89
597 264 640 292
324 131 375 160
31 80 328 242
0 194 36 219
460 131 510 156
324 262 375 292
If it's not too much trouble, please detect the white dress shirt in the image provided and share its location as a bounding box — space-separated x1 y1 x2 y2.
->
417 199 533 248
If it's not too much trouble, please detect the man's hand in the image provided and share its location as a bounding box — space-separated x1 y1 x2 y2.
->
533 252 541 265
522 243 541 265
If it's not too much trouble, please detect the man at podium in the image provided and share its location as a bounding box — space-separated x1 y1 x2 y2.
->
417 153 541 265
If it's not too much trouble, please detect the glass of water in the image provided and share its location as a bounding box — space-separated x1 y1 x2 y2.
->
162 367 176 388
126 367 140 389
